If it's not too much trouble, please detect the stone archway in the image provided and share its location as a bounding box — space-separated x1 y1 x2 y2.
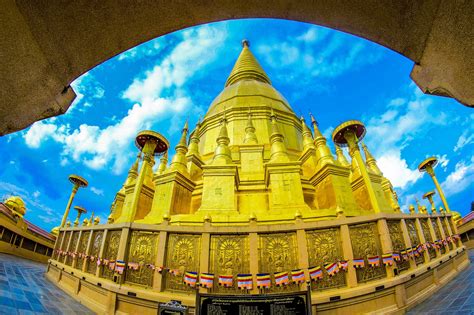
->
1 0 472 135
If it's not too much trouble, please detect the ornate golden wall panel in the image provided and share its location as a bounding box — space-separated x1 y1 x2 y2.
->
349 222 386 282
62 231 71 252
164 234 201 292
102 230 121 280
77 231 90 270
209 235 249 293
125 231 159 287
306 228 346 290
430 219 445 255
53 232 64 259
405 220 424 265
87 230 103 274
441 220 453 250
259 232 299 293
387 220 409 272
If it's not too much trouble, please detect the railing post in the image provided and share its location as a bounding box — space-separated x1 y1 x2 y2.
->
377 219 395 277
400 219 416 270
340 224 358 287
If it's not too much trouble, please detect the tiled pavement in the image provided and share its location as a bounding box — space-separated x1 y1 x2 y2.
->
0 251 472 314
0 253 93 314
407 249 474 315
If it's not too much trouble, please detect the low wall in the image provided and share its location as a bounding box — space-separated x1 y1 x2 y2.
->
46 247 469 314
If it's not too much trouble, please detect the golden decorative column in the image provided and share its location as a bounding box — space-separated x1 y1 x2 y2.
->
340 224 358 287
415 218 431 263
400 219 417 270
73 206 87 227
60 175 88 228
377 219 396 277
423 191 437 214
418 157 451 213
332 120 382 213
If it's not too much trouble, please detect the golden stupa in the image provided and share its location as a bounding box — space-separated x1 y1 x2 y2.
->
47 40 467 315
107 39 400 225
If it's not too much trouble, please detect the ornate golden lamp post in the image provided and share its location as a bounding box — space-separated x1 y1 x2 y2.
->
73 206 87 227
422 191 437 214
332 120 381 213
60 175 88 228
418 157 451 213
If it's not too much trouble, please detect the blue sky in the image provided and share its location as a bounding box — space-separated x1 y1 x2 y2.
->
1 19 473 231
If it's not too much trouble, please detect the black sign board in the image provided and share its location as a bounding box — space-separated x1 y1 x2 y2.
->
196 291 311 315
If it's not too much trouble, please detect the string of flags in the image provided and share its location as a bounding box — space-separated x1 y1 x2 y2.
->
53 234 461 287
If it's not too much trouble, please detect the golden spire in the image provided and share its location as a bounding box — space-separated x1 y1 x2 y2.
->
361 143 382 175
225 40 271 87
310 113 335 166
212 117 233 165
156 152 168 175
169 121 189 173
125 152 141 185
243 109 258 144
187 120 201 156
415 198 423 213
335 145 350 167
301 117 315 151
269 109 289 162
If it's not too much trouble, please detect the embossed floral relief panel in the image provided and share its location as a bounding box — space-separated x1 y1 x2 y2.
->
209 235 249 294
77 231 90 270
87 230 103 274
61 231 71 253
101 230 121 280
306 228 346 290
387 220 409 273
66 232 79 266
164 234 201 293
125 231 159 287
349 222 386 283
420 219 436 259
405 220 424 265
259 232 299 293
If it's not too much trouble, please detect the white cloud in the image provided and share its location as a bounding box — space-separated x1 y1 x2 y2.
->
453 129 474 152
435 154 449 171
117 38 162 61
377 150 421 189
441 157 474 197
68 73 105 114
90 187 104 196
364 85 448 189
33 191 40 198
22 25 226 174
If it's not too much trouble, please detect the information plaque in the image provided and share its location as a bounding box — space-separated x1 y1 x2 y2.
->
196 291 311 315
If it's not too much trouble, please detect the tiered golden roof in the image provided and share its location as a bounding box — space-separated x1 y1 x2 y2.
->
108 40 401 225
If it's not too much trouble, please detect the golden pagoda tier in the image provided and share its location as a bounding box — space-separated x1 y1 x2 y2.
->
46 41 469 315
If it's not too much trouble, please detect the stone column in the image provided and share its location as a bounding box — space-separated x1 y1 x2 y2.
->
152 229 168 291
296 228 310 291
340 224 358 287
72 230 82 269
436 217 449 253
249 232 259 294
400 219 416 270
377 219 395 277
198 232 210 294
415 218 430 263
96 229 109 277
115 227 130 283
427 218 441 258
83 230 94 273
